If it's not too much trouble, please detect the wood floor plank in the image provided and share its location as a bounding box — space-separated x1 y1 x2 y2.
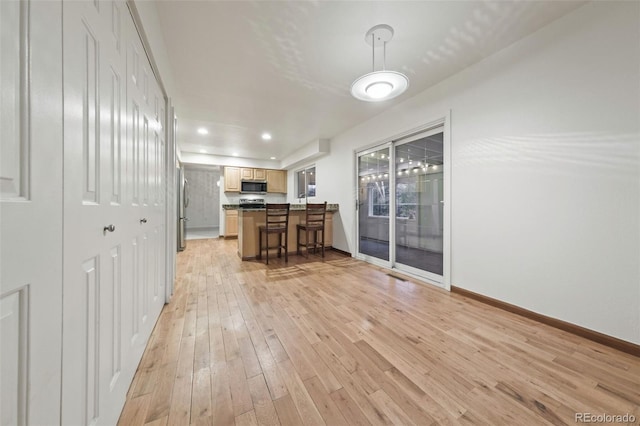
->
143 361 178 423
273 394 304 426
144 416 167 426
235 410 258 426
117 239 640 426
228 356 255 417
131 366 160 398
239 336 263 379
369 389 416 426
189 415 212 426
353 340 393 372
332 329 437 425
265 333 289 363
276 359 325 425
312 340 392 426
262 365 289 401
167 335 195 426
190 367 212 420
211 361 235 426
222 315 241 361
303 376 349 426
118 394 151 426
247 374 281 426
208 325 226 364
329 388 372 426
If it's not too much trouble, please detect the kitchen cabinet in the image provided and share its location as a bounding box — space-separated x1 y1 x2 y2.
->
237 210 334 259
225 209 238 237
226 167 286 193
254 168 267 180
224 167 241 192
267 169 287 193
241 168 267 181
241 168 254 180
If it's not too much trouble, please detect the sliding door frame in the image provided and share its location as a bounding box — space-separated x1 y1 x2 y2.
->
354 111 451 290
355 143 393 269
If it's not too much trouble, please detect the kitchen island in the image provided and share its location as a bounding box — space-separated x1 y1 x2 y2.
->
237 204 338 260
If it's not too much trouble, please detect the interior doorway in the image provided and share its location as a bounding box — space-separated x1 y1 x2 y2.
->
184 165 221 240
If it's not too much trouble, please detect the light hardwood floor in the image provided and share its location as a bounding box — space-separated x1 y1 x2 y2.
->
119 238 640 425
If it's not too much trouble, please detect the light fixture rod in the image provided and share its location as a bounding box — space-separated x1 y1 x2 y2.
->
371 33 375 72
383 41 387 71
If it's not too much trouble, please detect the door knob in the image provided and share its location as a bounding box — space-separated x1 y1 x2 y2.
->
140 218 147 224
103 224 116 234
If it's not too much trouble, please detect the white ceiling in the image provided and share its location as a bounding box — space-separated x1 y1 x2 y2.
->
151 1 584 162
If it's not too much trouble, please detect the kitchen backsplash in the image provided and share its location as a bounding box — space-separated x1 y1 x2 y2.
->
222 193 286 205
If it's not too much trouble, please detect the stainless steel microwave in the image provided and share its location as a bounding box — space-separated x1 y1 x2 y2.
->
241 181 267 193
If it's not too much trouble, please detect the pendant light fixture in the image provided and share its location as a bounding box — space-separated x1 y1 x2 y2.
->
351 24 409 102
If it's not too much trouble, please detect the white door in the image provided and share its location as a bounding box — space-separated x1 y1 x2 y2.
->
0 1 64 424
61 1 166 424
125 9 166 351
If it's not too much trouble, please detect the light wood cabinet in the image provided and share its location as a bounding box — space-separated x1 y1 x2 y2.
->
241 168 254 180
224 167 241 192
254 168 267 180
267 169 287 193
238 210 333 259
241 168 267 181
226 166 286 193
225 209 238 237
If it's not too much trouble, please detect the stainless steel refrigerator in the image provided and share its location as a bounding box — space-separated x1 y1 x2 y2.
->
177 166 189 251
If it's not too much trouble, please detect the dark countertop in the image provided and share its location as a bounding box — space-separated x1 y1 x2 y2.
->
229 204 339 212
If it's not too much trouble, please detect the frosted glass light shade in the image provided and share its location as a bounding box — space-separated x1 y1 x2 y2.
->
351 70 409 102
366 81 393 99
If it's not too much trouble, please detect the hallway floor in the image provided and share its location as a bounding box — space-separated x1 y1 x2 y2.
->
118 238 640 425
186 227 220 240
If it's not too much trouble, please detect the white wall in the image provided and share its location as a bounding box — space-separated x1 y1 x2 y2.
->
181 152 280 169
131 0 176 96
321 2 640 344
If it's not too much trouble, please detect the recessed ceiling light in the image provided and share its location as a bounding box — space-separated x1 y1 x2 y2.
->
261 133 272 141
197 128 208 135
232 152 238 157
199 149 207 153
270 156 276 160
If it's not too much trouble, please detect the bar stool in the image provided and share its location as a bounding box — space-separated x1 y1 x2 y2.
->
258 203 290 264
297 202 327 258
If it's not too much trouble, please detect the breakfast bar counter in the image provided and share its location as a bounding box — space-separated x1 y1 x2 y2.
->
237 204 338 260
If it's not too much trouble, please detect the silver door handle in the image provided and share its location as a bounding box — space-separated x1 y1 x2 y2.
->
103 224 116 234
140 218 147 224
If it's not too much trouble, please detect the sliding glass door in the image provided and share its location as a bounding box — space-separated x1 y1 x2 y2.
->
357 146 391 264
394 130 444 282
356 126 445 285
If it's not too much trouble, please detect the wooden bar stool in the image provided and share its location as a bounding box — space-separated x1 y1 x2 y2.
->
258 203 290 264
296 202 327 258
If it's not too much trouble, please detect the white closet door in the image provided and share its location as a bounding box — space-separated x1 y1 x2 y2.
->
0 1 63 424
61 1 165 424
124 11 166 356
